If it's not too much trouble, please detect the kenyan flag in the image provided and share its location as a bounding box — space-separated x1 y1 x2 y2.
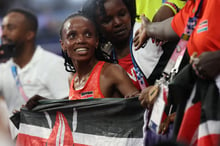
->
12 97 145 146
169 64 220 146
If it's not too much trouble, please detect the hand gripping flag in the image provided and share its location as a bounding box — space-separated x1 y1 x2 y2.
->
169 64 220 146
11 97 145 146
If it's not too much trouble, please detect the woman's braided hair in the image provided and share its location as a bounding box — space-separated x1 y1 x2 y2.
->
81 0 136 63
82 0 136 27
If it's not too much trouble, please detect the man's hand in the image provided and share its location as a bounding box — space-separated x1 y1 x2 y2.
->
159 112 176 134
191 51 220 79
25 95 46 110
0 50 6 63
0 44 15 63
133 15 151 50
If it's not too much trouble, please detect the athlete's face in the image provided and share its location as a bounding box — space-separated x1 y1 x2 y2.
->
60 16 99 62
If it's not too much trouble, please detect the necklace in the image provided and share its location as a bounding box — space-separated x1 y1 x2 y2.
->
74 73 90 90
73 61 98 90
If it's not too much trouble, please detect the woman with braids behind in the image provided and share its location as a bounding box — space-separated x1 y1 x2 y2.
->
82 0 188 88
26 12 139 108
82 0 147 91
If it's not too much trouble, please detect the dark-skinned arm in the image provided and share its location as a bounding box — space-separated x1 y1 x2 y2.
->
191 51 220 79
133 16 178 50
101 63 140 98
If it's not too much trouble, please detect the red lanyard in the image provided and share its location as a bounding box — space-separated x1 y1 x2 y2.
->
163 0 203 81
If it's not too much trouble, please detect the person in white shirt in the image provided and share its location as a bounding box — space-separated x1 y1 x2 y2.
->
0 8 70 138
0 97 14 146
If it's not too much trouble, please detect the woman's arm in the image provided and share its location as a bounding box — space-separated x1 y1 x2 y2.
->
100 63 139 98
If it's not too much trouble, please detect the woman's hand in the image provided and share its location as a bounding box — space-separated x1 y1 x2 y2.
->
124 91 140 98
138 85 160 109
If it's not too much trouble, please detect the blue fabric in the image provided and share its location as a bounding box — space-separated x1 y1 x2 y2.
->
144 123 174 146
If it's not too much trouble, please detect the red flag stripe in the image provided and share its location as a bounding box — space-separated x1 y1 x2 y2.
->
16 134 48 146
16 134 88 146
177 102 201 145
47 112 74 146
195 134 220 146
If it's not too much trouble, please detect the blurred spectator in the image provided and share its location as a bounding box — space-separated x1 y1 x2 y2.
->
134 0 188 85
0 8 70 139
0 97 14 146
135 0 185 22
0 0 87 55
134 0 220 145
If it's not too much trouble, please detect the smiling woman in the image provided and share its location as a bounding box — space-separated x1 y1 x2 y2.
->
60 15 98 62
58 12 139 100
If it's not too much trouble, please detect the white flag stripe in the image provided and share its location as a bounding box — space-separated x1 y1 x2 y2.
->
198 120 220 139
72 132 143 146
215 74 220 94
185 84 197 112
18 123 143 146
60 114 65 146
44 112 52 129
56 113 62 146
19 123 52 138
72 108 77 132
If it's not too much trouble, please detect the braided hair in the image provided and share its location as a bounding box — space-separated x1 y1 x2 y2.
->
82 0 136 27
82 0 136 63
59 11 113 73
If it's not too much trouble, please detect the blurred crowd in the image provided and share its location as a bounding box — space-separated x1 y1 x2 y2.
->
0 0 220 146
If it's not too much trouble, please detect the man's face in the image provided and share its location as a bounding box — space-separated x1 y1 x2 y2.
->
1 12 28 46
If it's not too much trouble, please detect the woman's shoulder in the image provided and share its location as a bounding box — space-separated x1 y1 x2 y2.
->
102 62 127 78
103 62 123 71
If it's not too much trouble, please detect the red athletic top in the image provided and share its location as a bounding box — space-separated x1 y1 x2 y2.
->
171 0 220 56
69 61 105 100
118 53 142 90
